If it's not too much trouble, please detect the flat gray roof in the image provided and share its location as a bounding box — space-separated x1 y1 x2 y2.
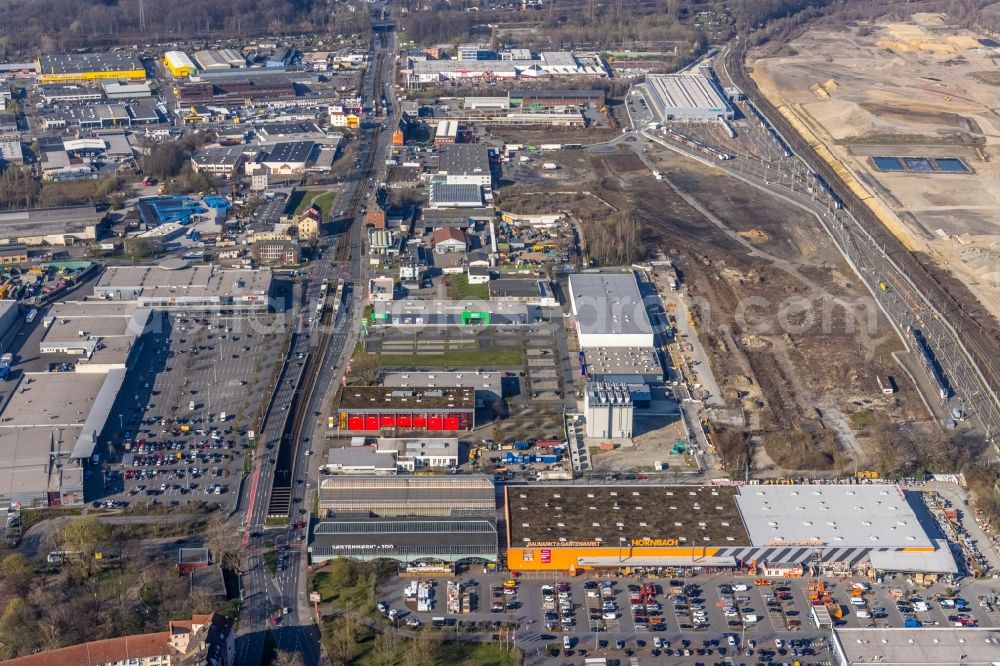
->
377 437 460 456
832 628 1000 665
95 265 272 301
489 278 543 300
0 205 104 235
374 300 527 317
311 515 498 561
735 485 934 549
584 346 662 379
867 539 958 574
438 144 490 177
646 71 732 113
0 427 82 503
568 272 653 338
0 372 106 427
319 475 495 514
326 447 397 470
42 302 146 345
380 371 501 395
429 182 483 205
192 146 247 168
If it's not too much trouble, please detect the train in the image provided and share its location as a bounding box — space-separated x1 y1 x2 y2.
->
316 280 329 315
664 128 733 161
743 101 792 157
812 173 844 210
909 325 952 401
332 279 346 313
719 118 737 139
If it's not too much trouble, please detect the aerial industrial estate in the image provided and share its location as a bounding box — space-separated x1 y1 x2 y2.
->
0 0 997 665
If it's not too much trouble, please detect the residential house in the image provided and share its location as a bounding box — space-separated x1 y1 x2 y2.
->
468 265 491 284
432 227 467 254
5 613 235 666
294 204 322 241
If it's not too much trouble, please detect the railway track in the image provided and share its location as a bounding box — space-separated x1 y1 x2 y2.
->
267 35 389 516
334 50 386 263
724 41 1000 416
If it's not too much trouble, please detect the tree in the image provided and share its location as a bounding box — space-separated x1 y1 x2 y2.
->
1 553 32 597
141 141 189 180
0 167 40 209
372 632 403 666
328 613 359 665
124 236 162 259
61 516 109 577
0 597 40 656
402 635 437 666
271 649 306 666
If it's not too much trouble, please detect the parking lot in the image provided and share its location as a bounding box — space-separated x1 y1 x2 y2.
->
375 569 1000 664
94 312 287 509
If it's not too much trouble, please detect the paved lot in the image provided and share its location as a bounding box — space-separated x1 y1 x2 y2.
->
376 569 1000 664
93 312 287 509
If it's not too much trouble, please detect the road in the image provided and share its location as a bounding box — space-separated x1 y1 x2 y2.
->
233 21 399 666
616 45 998 446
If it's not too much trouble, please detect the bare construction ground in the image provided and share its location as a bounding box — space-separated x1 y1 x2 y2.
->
500 143 927 474
751 12 1000 324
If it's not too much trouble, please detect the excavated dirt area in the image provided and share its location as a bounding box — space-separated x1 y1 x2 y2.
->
500 144 928 473
750 11 1000 332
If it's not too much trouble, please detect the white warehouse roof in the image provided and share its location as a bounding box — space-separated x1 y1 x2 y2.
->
568 272 654 348
164 50 196 71
832 628 1000 665
645 71 733 120
735 485 934 549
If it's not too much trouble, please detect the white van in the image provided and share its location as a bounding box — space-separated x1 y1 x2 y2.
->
563 636 572 650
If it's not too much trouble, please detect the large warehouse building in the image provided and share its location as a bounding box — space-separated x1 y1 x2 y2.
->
0 372 107 507
568 272 654 349
336 387 475 432
0 205 109 245
94 263 272 313
644 70 734 121
831 628 1000 666
163 51 197 78
36 53 146 83
311 475 498 568
505 483 957 578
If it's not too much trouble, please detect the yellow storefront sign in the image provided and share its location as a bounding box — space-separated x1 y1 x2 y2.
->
630 538 679 547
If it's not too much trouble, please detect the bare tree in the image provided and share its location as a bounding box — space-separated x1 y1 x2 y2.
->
272 650 306 666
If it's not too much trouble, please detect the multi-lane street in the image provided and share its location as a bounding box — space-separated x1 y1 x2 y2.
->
234 21 399 666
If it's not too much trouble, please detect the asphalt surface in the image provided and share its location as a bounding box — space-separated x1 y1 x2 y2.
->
234 23 399 666
377 568 1000 665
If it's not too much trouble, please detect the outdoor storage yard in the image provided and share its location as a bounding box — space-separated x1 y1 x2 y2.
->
749 12 1000 326
499 138 927 474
